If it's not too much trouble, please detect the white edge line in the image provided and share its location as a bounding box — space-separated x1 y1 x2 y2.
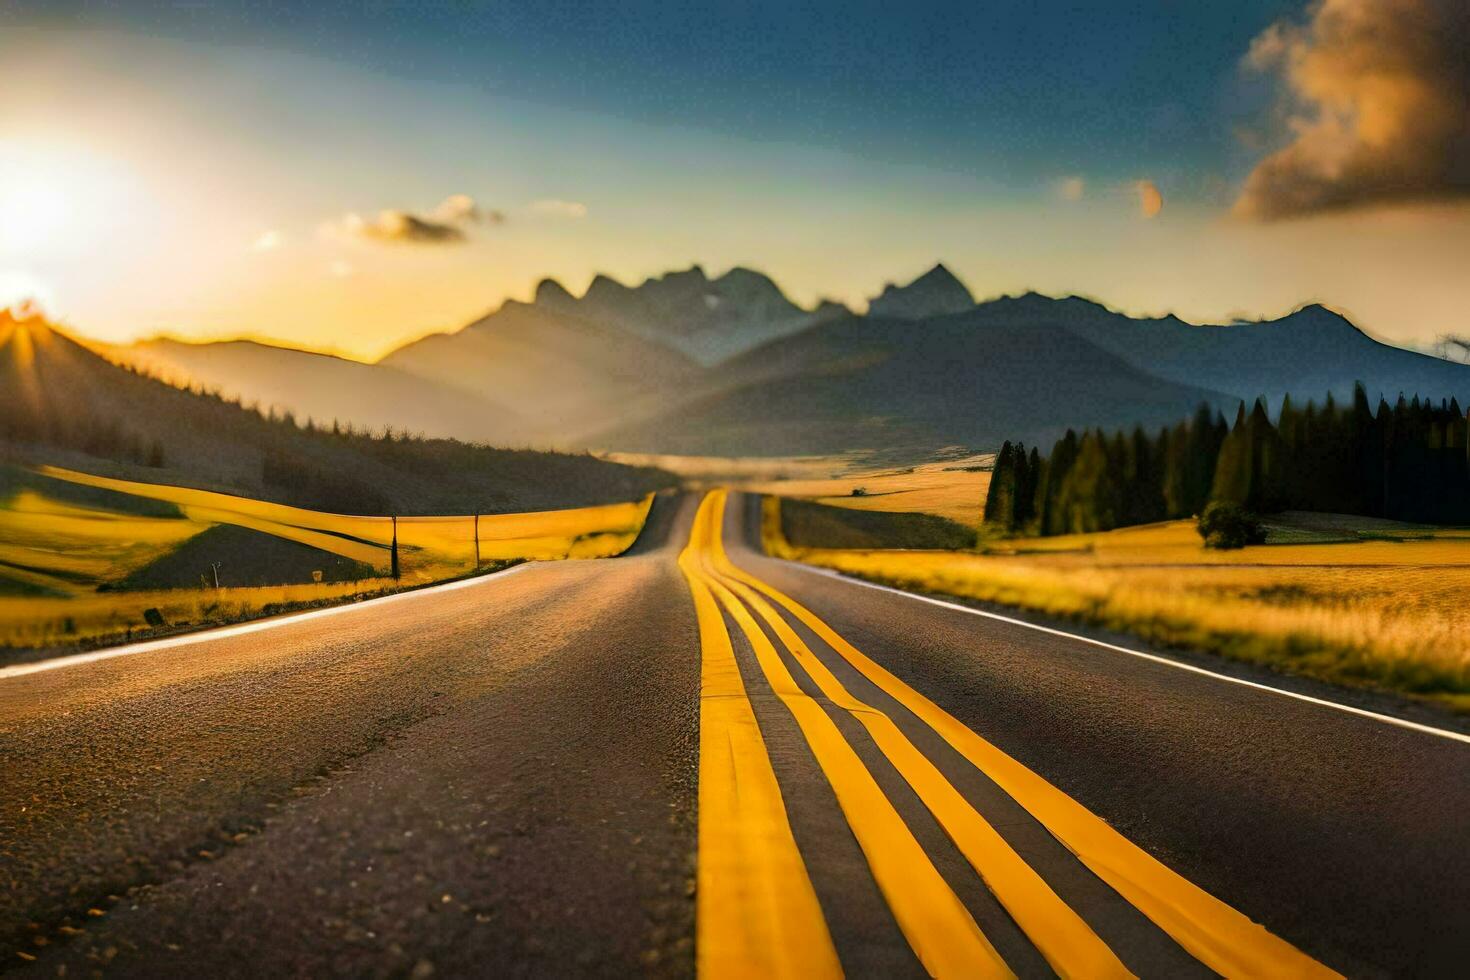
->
779 559 1470 746
0 563 534 681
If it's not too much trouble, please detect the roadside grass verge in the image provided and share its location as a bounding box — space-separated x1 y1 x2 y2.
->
762 497 1470 712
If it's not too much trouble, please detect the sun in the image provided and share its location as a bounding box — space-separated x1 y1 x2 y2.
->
0 269 57 312
0 172 74 254
0 139 142 259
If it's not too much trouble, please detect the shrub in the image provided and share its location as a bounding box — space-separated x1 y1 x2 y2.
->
1198 501 1266 550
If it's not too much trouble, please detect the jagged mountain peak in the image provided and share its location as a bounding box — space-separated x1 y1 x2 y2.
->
518 263 817 365
533 277 577 309
867 263 975 320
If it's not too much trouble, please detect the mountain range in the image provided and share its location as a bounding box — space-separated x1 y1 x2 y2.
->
103 263 1470 458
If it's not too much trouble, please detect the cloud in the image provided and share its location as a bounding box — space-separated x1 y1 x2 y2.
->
529 198 588 219
1055 176 1086 202
251 229 285 252
430 193 505 226
340 209 464 243
325 194 501 245
1134 179 1164 218
1234 0 1470 220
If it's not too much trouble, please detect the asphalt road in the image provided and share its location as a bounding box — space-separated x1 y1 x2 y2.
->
2 489 1467 977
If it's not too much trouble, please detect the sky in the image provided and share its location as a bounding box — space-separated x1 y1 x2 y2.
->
1 0 1467 360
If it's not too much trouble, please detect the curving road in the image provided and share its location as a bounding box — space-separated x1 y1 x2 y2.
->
2 490 1467 977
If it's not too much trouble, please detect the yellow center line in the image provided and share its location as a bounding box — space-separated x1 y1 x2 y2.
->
709 560 1132 979
694 499 1012 979
677 495 840 980
712 489 1341 980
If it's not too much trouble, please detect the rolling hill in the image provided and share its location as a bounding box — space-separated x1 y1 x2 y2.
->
0 308 670 515
378 299 702 443
120 337 527 445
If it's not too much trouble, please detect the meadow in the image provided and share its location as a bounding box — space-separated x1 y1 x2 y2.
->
764 497 1470 711
0 465 654 651
738 453 993 528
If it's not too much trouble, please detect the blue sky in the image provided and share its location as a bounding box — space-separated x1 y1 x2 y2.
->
20 1 1297 192
2 0 1467 357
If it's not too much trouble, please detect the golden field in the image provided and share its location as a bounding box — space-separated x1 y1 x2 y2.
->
764 498 1470 710
739 454 992 528
0 466 654 650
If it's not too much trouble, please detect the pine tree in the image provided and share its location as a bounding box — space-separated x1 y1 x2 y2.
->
984 441 1015 526
1017 446 1042 529
1055 431 1115 533
1162 420 1192 518
1040 430 1079 535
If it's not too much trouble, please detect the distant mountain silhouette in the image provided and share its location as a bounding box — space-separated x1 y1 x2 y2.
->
529 265 845 364
100 262 1470 459
121 338 525 445
0 310 668 514
592 309 1236 456
964 293 1470 406
866 263 975 320
380 300 702 443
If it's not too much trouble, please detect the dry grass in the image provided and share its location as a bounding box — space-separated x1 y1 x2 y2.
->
0 579 406 651
0 491 208 595
1 468 654 649
763 498 1470 710
741 454 992 528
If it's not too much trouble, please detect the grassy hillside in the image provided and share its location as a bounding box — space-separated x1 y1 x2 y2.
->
120 337 528 446
736 454 992 527
1 309 672 515
778 497 977 550
596 311 1236 456
0 463 657 650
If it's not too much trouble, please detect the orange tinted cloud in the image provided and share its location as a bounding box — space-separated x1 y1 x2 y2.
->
1235 0 1470 220
326 194 502 244
1135 180 1163 218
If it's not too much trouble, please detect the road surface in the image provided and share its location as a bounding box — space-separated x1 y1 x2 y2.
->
2 490 1466 977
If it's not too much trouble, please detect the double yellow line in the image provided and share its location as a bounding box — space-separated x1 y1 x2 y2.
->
680 490 1338 980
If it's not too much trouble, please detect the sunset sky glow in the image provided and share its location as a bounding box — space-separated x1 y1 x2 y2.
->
2 0 1467 360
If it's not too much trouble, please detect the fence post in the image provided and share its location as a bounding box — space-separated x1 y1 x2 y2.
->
390 515 400 580
473 513 480 569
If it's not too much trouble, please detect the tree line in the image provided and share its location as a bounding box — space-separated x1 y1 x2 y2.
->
985 386 1470 535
